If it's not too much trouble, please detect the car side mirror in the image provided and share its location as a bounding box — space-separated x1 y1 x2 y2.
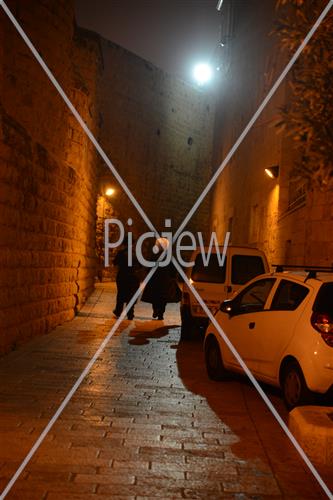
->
219 300 234 315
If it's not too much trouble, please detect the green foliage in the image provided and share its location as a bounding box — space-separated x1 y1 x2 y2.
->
275 0 333 188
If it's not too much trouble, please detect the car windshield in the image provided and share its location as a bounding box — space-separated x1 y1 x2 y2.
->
191 254 227 283
313 283 333 313
231 255 265 284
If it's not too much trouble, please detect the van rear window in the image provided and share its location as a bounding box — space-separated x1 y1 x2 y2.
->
231 255 265 285
191 255 227 283
313 283 333 313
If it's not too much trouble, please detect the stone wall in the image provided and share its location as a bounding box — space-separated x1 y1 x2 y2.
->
211 0 333 267
96 35 214 242
0 0 99 353
73 28 215 274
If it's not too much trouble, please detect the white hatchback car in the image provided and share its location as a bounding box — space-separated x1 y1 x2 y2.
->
204 267 333 409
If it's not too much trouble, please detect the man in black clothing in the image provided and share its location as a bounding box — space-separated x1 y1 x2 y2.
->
113 239 140 320
141 238 181 320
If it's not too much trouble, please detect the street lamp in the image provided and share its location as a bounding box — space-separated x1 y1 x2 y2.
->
265 166 279 179
193 63 213 86
105 187 115 196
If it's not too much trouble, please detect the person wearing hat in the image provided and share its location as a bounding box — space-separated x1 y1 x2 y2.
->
141 237 181 320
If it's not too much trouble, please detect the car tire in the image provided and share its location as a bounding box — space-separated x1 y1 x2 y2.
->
281 361 314 410
205 335 228 381
180 306 195 341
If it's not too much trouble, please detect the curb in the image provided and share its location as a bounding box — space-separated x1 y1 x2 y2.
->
289 406 333 465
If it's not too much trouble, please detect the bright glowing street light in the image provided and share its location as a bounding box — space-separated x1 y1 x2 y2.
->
105 187 115 196
265 166 279 179
193 63 213 86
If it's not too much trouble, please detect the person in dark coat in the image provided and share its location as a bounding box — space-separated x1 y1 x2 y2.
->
113 239 140 320
141 238 181 320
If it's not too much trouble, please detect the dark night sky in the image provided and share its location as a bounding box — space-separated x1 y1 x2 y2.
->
75 0 221 82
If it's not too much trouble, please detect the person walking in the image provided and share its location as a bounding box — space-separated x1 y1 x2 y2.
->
113 238 140 320
141 238 181 320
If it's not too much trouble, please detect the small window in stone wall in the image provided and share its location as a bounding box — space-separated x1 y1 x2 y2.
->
287 177 307 212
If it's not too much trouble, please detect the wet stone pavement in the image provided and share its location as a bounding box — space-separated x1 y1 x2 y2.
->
0 283 332 499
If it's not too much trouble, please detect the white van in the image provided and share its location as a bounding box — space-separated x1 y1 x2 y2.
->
180 246 269 340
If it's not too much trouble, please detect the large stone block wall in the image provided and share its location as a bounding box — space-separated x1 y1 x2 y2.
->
0 0 99 353
211 0 333 267
211 0 284 264
97 36 214 240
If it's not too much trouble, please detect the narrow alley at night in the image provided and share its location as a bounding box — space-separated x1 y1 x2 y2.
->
1 0 333 499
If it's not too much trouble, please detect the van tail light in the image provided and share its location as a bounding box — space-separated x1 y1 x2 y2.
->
311 312 333 347
182 292 190 306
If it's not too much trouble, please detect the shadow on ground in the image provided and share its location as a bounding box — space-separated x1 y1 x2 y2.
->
175 336 332 497
128 322 180 345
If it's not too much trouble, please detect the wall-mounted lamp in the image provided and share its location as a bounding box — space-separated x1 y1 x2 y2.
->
105 187 115 197
265 165 279 179
216 0 224 11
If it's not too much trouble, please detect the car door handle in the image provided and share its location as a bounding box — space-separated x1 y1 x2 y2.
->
249 322 255 329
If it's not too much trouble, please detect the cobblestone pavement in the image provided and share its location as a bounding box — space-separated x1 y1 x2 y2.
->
0 283 332 499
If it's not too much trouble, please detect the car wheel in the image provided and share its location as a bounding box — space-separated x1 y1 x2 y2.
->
205 335 228 381
282 361 314 410
180 306 195 341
